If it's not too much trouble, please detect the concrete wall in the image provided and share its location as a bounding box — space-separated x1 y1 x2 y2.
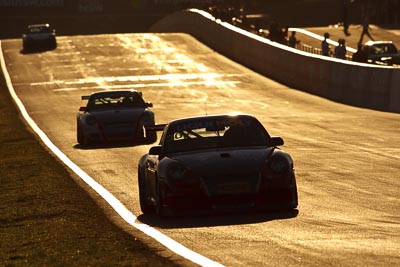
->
151 9 400 113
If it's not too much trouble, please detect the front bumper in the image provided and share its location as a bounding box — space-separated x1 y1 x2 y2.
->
159 180 298 216
23 37 56 49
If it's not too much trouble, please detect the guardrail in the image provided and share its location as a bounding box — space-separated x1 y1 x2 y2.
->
258 27 356 61
293 43 353 61
150 9 400 113
289 28 356 61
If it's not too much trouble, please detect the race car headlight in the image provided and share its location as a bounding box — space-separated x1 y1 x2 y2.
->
166 162 188 181
166 161 199 186
268 153 292 174
85 115 97 125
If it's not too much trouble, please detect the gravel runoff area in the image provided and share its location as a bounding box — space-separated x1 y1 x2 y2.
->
0 70 182 266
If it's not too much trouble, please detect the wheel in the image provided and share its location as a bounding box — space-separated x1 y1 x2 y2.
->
155 182 166 217
77 121 87 145
23 41 29 51
137 125 156 143
138 168 155 215
50 38 57 49
137 113 155 142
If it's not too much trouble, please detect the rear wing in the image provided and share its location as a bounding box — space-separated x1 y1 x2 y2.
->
81 95 90 100
145 124 167 132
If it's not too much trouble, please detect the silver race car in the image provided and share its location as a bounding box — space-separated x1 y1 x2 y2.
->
138 114 298 216
77 90 156 145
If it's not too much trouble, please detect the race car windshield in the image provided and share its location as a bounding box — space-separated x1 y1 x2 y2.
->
163 117 271 154
371 43 398 55
86 92 146 111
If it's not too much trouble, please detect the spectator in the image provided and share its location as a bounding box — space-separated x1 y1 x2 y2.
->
280 26 289 45
288 31 300 48
334 38 347 60
352 44 368 63
321 32 331 56
268 21 287 44
267 20 280 42
342 0 350 36
358 16 374 45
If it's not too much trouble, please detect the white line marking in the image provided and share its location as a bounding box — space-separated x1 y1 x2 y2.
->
0 41 224 267
50 80 240 92
25 73 240 86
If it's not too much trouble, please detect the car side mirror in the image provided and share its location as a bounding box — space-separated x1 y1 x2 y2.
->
270 136 284 147
146 102 153 108
149 145 162 155
79 106 86 112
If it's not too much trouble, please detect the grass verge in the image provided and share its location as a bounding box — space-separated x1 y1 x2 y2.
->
0 70 179 266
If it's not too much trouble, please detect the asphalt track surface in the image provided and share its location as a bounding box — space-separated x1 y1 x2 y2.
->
2 33 400 266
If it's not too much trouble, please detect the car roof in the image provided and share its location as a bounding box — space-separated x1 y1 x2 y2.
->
365 40 394 46
167 114 257 125
28 23 50 29
90 89 141 96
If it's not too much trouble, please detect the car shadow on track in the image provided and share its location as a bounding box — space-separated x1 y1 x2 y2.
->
137 209 299 229
20 47 56 54
73 140 157 150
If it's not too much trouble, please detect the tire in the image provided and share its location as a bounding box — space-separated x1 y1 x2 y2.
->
50 38 57 49
137 113 156 143
23 41 29 51
138 168 155 215
77 122 87 145
155 182 166 217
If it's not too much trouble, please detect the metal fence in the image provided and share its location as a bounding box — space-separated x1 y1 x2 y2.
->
294 43 353 61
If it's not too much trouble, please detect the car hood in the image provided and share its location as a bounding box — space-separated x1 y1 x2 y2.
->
88 108 146 124
172 147 274 176
167 147 275 196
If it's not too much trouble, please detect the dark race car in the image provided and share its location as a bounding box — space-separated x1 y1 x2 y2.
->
138 114 298 216
77 90 156 146
22 24 57 51
364 41 400 66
